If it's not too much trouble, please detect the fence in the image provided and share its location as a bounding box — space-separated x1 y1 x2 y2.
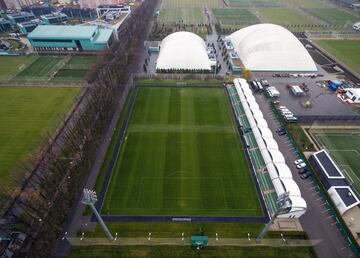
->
298 115 360 123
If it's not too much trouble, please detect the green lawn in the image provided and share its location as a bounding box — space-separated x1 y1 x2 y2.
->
306 8 360 25
51 56 95 83
0 87 81 190
161 0 219 8
212 8 259 25
229 0 281 8
314 132 360 195
315 40 360 75
70 246 315 258
13 56 65 82
257 8 316 26
0 56 36 81
159 8 204 24
103 87 262 216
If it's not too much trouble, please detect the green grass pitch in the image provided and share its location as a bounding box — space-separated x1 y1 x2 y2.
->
158 8 204 24
13 56 65 82
0 87 81 190
212 9 259 25
257 8 316 26
305 8 360 25
0 56 36 81
103 87 262 216
315 40 360 75
314 132 360 195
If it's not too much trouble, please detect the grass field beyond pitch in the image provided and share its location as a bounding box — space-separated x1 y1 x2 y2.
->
315 40 360 75
0 87 81 190
314 131 360 195
103 87 262 216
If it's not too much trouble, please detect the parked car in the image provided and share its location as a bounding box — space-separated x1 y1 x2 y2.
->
285 117 298 123
298 168 308 174
294 159 304 165
296 162 307 169
278 130 286 136
300 171 312 179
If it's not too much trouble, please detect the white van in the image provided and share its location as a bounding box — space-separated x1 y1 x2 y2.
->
353 22 360 31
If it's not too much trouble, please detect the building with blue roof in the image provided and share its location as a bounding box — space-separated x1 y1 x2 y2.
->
28 25 115 52
309 149 360 214
0 18 11 32
7 12 35 25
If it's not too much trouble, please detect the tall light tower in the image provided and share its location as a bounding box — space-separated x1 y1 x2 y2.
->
256 191 292 241
81 188 114 241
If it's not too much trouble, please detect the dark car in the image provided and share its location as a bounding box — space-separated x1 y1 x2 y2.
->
300 171 312 179
298 168 308 174
276 127 284 133
278 130 286 136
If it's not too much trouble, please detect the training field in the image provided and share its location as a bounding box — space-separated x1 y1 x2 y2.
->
315 40 360 75
51 56 96 83
13 56 65 82
314 131 360 195
229 0 281 8
0 56 36 81
103 87 262 216
257 8 316 26
161 0 219 8
212 9 259 25
305 8 360 25
158 8 204 24
0 87 81 190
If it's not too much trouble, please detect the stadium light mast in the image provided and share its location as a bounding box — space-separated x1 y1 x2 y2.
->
256 191 292 241
81 188 114 241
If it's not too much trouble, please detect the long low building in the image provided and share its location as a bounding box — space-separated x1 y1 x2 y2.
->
233 78 307 218
309 149 360 214
28 25 115 52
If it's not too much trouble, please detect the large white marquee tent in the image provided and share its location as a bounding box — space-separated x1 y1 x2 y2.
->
229 24 317 72
156 31 212 71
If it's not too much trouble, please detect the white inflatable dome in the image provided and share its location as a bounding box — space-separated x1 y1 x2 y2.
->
156 31 211 71
229 24 317 72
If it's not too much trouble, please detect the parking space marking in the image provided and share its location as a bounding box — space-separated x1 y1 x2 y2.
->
331 221 338 226
315 196 323 201
326 215 335 220
319 202 327 207
306 181 315 186
321 208 331 213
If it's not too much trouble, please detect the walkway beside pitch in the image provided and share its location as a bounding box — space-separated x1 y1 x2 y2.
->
67 237 321 247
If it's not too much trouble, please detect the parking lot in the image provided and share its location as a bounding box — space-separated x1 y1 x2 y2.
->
252 66 360 118
254 92 356 258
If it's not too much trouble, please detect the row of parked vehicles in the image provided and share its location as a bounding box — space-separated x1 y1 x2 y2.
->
278 106 298 123
294 159 312 179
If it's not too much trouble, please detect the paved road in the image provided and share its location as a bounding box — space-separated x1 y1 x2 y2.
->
254 92 356 258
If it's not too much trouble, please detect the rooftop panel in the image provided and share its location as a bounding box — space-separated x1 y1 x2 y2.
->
334 187 359 207
314 150 344 178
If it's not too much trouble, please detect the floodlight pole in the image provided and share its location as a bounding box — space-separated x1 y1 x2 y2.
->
256 192 291 241
81 188 114 241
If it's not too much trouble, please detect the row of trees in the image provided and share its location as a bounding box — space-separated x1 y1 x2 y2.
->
0 0 159 257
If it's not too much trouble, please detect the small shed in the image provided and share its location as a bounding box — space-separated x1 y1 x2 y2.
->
191 236 208 248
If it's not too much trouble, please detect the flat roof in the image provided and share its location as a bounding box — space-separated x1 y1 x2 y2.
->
93 28 113 44
313 150 344 178
28 25 98 40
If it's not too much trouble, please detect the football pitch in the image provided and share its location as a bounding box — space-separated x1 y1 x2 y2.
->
102 87 262 217
314 131 360 195
315 40 360 75
0 87 81 190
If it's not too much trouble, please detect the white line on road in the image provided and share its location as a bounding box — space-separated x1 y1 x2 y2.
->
321 208 331 213
326 215 335 220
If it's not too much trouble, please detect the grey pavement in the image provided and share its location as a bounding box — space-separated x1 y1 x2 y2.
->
254 92 356 258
